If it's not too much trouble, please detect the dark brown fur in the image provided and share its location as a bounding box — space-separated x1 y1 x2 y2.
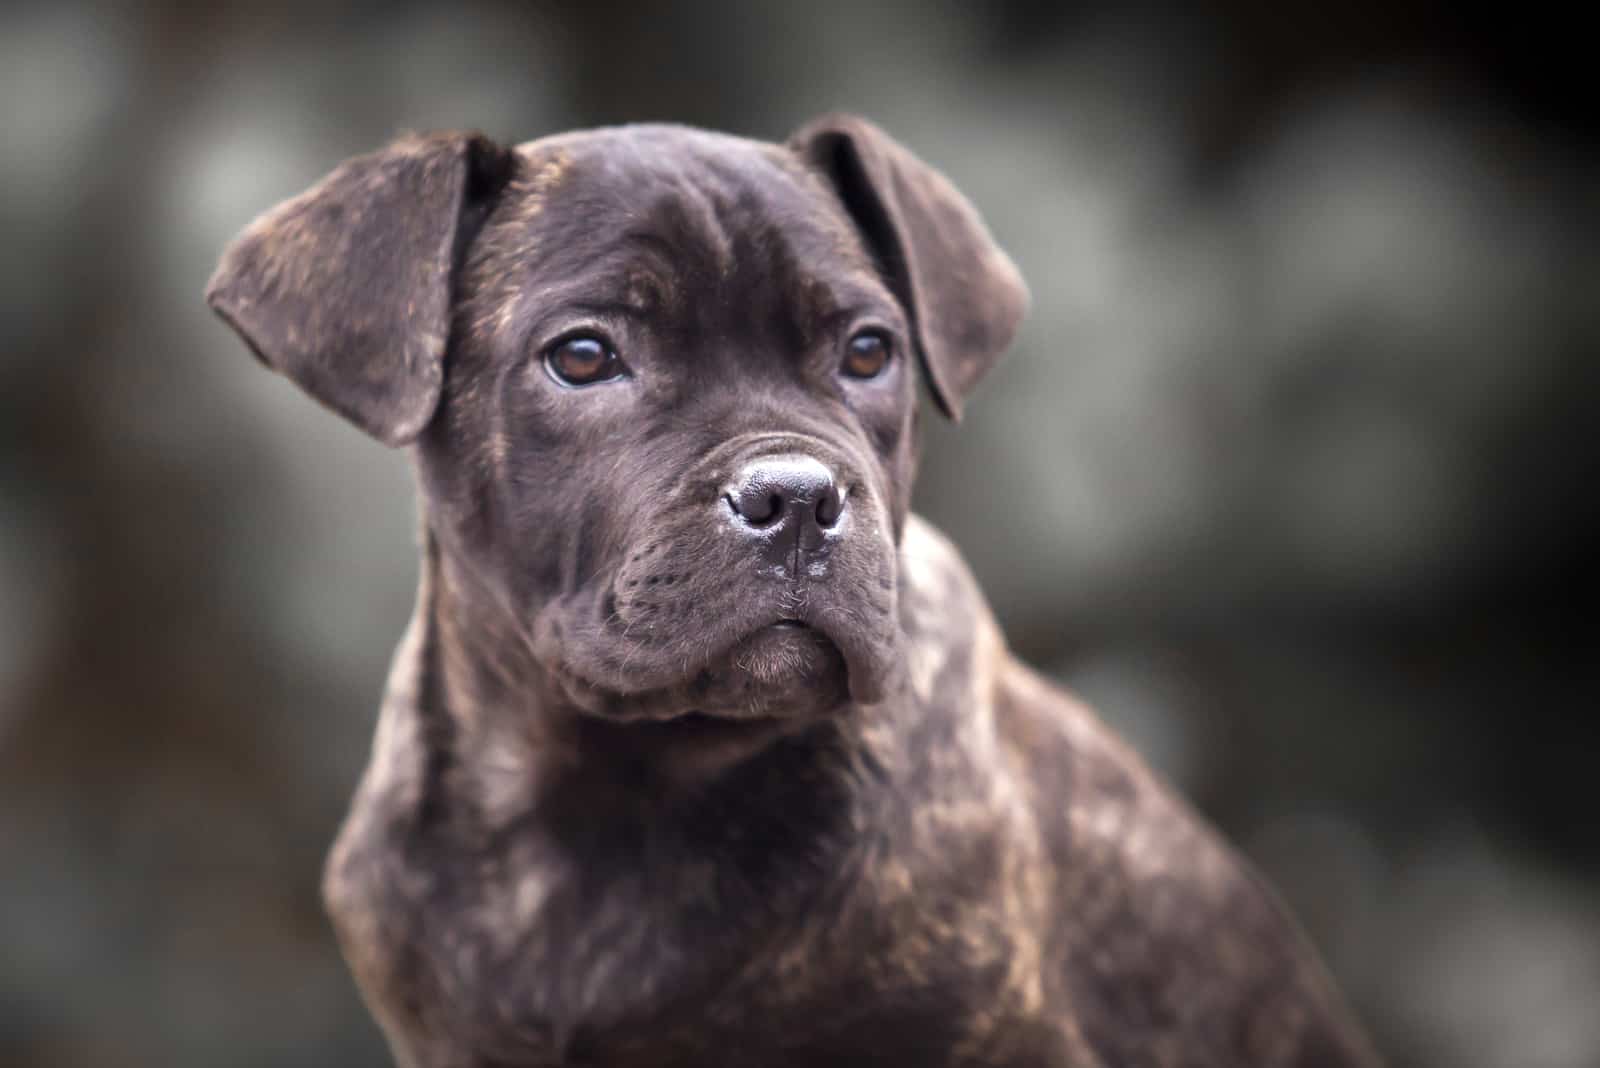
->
207 116 1381 1067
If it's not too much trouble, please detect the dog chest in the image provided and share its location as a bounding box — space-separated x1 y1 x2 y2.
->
325 787 1076 1067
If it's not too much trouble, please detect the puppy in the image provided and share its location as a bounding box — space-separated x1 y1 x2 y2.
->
207 115 1380 1067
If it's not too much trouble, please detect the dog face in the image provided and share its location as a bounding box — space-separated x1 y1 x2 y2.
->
207 117 1026 725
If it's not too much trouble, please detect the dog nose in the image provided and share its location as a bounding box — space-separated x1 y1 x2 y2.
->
727 456 845 538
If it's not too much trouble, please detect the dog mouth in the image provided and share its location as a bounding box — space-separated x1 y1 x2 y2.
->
534 491 903 720
724 617 838 683
685 614 849 718
605 622 844 774
542 601 865 725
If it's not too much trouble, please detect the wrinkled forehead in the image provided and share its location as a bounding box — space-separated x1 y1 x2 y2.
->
467 125 896 335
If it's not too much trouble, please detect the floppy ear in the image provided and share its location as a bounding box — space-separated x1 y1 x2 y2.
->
789 114 1029 420
205 131 514 446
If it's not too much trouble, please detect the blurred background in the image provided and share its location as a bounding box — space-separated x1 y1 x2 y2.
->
1 2 1595 1065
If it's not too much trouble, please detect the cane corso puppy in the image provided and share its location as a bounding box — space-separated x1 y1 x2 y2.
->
206 115 1380 1067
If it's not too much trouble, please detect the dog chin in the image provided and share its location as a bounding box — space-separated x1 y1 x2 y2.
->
667 620 851 723
555 619 852 725
714 621 848 708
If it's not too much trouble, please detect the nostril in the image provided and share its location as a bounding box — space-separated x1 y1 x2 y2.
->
815 485 844 528
728 486 784 527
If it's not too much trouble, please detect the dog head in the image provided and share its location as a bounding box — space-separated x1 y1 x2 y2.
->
207 117 1025 727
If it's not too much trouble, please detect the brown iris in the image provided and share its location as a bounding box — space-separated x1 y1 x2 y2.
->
842 330 892 379
546 335 623 386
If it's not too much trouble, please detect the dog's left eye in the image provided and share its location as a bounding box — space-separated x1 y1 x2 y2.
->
841 330 893 379
546 336 625 386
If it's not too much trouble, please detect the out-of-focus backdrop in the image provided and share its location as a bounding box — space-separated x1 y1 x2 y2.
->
2 3 1595 1066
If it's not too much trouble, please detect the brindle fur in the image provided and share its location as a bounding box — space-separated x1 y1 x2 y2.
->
207 117 1380 1067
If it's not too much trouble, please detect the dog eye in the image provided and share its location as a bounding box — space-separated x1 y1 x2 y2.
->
841 330 893 380
546 335 625 386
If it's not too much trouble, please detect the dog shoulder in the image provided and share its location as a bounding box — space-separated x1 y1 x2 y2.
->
992 662 1380 1066
897 514 996 635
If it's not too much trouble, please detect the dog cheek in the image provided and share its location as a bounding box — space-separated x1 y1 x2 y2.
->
611 521 739 637
610 539 685 631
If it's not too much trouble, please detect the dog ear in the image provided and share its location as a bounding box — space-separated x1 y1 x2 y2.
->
205 131 515 446
790 114 1028 420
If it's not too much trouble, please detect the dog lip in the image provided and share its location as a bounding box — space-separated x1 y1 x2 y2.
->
551 584 889 713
